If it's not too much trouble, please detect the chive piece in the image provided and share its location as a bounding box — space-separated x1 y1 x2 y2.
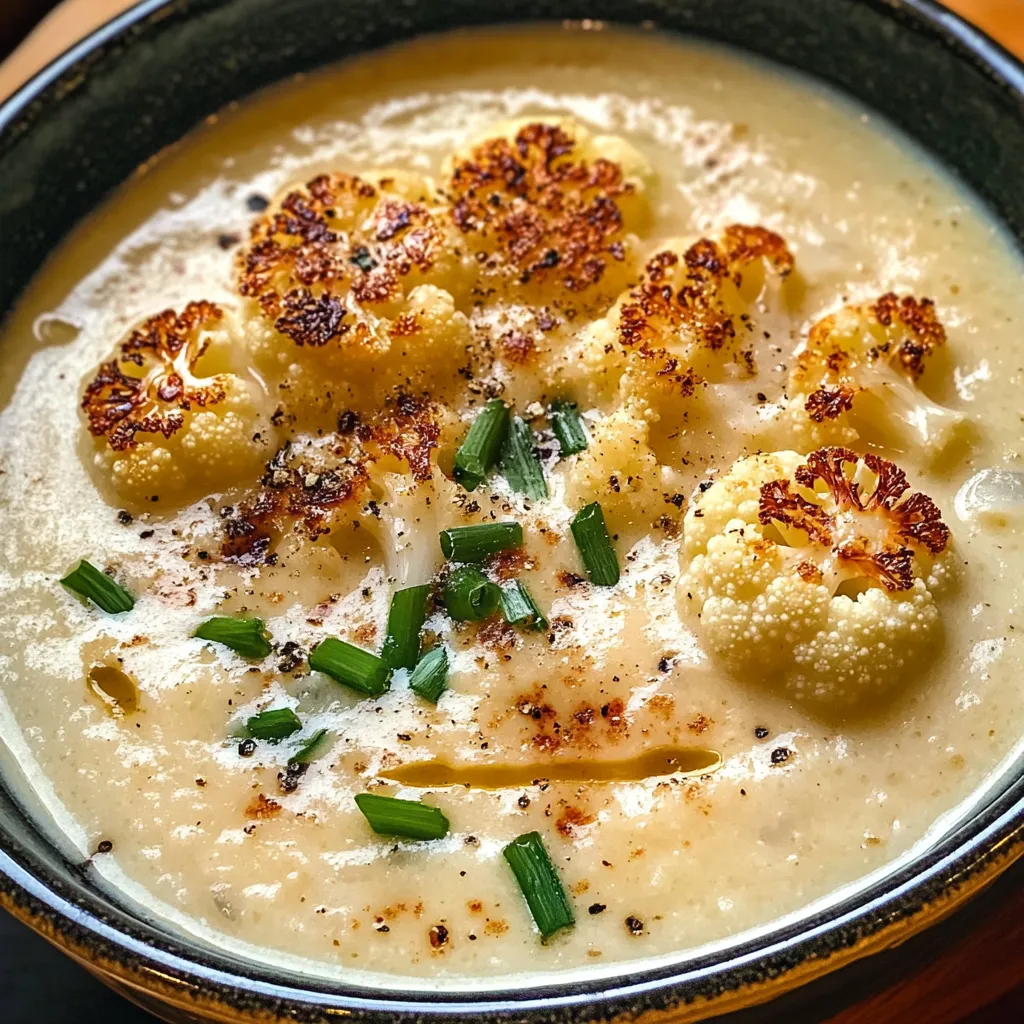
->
193 616 273 659
453 398 510 491
550 399 588 457
500 580 548 631
288 728 331 768
354 793 450 841
246 707 302 741
309 637 390 697
409 647 449 703
381 585 430 670
60 560 134 614
503 831 575 941
500 416 547 500
443 566 501 622
439 522 523 563
570 502 620 586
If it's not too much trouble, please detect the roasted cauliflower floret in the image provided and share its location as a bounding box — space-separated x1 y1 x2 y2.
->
563 406 683 536
772 293 963 452
444 119 652 309
238 171 472 421
612 225 796 382
680 447 953 705
82 302 270 507
221 394 451 575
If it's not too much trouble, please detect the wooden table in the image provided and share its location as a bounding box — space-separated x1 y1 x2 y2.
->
1 1 1022 1021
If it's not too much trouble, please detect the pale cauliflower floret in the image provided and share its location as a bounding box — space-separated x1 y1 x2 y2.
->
563 407 681 535
82 302 271 508
444 118 653 309
769 293 964 455
680 447 953 705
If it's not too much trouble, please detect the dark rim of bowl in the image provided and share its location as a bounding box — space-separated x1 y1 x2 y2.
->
0 1 1023 1021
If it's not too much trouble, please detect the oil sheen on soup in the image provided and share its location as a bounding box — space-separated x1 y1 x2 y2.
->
0 25 1022 982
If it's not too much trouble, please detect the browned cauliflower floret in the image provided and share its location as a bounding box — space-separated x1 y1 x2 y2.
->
444 119 652 309
82 302 270 507
681 446 953 706
614 225 795 381
221 394 452 581
769 293 963 453
238 171 472 423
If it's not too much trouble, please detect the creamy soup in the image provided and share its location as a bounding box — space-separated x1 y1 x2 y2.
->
1 25 1022 985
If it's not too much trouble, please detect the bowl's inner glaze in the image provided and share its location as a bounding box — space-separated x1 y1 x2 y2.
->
0 2 1023 1022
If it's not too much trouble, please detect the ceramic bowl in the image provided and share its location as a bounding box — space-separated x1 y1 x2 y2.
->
1 1 1023 1021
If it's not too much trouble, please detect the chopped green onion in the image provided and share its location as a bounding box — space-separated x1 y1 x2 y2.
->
500 580 548 631
550 399 588 457
453 398 509 491
570 502 620 586
309 637 390 697
503 831 575 941
246 707 302 741
193 616 273 659
354 793 450 841
443 566 501 622
409 647 449 703
60 560 134 614
288 728 331 768
500 416 547 500
439 522 523 563
381 584 430 670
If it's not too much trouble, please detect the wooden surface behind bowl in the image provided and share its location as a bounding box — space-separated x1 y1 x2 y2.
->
0 1 1022 1022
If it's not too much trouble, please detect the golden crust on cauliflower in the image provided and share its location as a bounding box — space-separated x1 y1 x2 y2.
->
82 304 270 507
221 395 443 564
680 448 953 705
617 226 794 373
83 302 228 450
239 171 462 334
445 121 648 302
771 293 960 453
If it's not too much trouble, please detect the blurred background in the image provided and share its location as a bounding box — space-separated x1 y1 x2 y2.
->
0 1 1022 1022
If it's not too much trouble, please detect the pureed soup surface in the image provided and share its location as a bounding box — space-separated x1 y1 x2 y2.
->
1 25 1022 983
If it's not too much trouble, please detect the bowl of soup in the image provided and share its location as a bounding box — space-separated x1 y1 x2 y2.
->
1 0 1023 1021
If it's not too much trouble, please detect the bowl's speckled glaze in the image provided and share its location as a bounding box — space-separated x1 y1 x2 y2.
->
0 2 1023 1022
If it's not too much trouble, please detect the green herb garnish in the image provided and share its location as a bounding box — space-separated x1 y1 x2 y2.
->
443 566 501 622
193 616 272 659
570 502 620 586
246 707 302 741
453 398 509 491
354 793 450 841
60 560 134 614
503 831 575 941
500 580 547 631
288 728 331 768
408 647 449 703
500 415 547 500
308 637 390 697
381 584 430 671
550 399 588 457
439 522 523 563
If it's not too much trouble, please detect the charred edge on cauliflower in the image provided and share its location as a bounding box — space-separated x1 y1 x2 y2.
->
239 172 447 346
223 438 371 561
758 446 950 591
618 225 793 356
870 292 946 377
446 122 633 292
797 292 947 388
804 385 855 422
82 302 226 451
221 395 440 563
